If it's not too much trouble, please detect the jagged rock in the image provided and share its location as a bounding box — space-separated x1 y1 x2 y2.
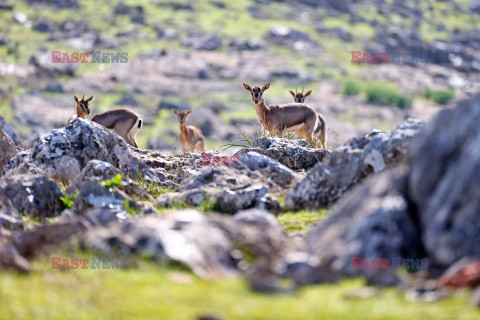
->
239 137 329 171
0 196 24 232
73 180 129 223
81 208 290 279
0 116 19 145
0 129 17 173
302 167 423 286
4 118 139 180
238 151 295 188
215 185 281 214
286 119 425 210
0 174 63 218
155 189 213 208
77 160 120 184
409 95 480 268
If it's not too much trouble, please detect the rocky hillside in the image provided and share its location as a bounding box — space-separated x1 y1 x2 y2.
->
1 0 479 151
1 0 480 317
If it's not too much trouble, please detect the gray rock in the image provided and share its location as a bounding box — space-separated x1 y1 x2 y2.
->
239 136 329 171
0 174 63 219
238 151 295 187
81 208 290 278
286 119 425 210
0 116 19 145
78 160 119 184
73 180 128 223
0 129 17 174
3 118 139 180
215 185 281 214
0 196 24 232
303 167 422 286
183 33 223 51
408 95 480 268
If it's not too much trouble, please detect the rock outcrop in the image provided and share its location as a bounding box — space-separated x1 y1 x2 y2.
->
285 119 425 210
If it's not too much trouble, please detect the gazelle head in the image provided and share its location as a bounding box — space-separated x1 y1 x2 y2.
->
289 88 312 103
73 94 94 117
172 108 192 125
243 82 270 105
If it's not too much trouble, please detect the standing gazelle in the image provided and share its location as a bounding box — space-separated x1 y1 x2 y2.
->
68 94 94 124
91 108 143 148
172 109 205 153
243 82 326 148
289 88 312 103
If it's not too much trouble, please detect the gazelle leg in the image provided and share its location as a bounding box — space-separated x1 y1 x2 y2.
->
195 140 205 152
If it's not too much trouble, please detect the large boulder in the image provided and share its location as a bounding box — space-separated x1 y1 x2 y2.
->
408 94 480 268
286 119 425 210
3 118 138 180
303 167 423 286
0 174 63 219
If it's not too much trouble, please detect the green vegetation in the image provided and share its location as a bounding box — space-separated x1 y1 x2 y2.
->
0 255 478 320
101 173 124 190
59 193 77 210
342 78 362 96
278 210 328 233
423 88 455 105
365 83 413 109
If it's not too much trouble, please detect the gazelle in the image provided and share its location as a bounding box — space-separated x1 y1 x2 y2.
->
91 108 143 148
289 88 312 103
243 82 326 148
172 109 205 153
68 94 93 124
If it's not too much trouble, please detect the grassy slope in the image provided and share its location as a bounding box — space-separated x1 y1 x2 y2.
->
0 255 478 320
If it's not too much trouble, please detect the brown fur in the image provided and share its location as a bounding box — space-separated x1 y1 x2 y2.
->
91 108 142 148
172 109 205 153
244 82 326 148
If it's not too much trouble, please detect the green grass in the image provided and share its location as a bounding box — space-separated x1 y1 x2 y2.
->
0 254 479 320
365 83 413 109
278 210 328 234
423 88 455 105
342 78 362 96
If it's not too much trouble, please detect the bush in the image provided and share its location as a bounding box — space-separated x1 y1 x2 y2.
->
365 84 413 109
423 88 454 105
342 78 362 96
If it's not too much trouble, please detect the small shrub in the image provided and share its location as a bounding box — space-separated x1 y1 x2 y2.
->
101 173 123 191
60 193 77 209
365 84 412 109
423 88 454 105
342 78 362 96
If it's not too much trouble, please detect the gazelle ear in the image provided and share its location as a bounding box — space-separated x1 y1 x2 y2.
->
74 94 79 102
243 83 252 92
304 90 312 97
171 108 179 114
262 82 271 92
186 110 193 115
289 90 295 98
86 94 95 102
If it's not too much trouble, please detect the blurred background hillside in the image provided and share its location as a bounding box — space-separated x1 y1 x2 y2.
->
1 0 479 152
